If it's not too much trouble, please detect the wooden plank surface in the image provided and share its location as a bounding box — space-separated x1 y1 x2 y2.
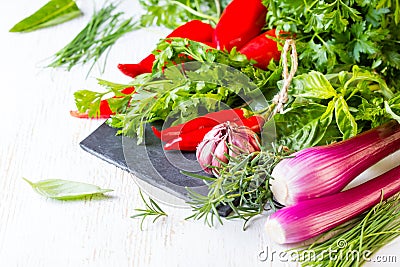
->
0 1 398 267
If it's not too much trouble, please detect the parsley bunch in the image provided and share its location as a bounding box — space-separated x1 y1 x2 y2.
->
264 0 400 88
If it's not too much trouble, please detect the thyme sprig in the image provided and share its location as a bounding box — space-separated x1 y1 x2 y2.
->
184 144 290 228
131 190 168 230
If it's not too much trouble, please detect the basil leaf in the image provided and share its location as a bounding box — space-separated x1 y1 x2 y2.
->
290 71 337 99
269 101 335 150
23 178 113 200
9 0 82 33
335 96 358 139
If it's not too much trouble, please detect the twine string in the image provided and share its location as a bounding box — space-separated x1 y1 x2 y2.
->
271 39 298 116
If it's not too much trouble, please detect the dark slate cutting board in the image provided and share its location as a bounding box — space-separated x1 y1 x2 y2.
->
79 122 233 217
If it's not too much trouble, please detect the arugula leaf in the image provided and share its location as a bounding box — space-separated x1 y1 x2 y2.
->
10 0 82 32
23 178 113 200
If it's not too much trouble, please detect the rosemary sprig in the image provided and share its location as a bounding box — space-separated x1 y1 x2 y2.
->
47 2 136 75
184 144 290 228
295 193 400 267
131 190 168 230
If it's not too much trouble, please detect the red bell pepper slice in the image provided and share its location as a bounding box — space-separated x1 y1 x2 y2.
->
239 29 281 70
163 126 214 151
153 108 266 151
213 0 267 51
152 109 247 142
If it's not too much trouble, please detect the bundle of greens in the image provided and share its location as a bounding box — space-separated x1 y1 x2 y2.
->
75 38 282 143
264 0 400 88
73 0 400 229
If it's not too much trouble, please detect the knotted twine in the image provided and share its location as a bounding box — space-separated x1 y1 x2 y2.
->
270 39 298 117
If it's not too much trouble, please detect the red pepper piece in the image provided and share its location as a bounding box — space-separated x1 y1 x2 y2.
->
166 20 214 43
121 86 135 94
213 0 267 51
241 115 265 133
151 126 162 139
117 63 149 78
156 118 219 142
239 29 281 70
164 126 214 151
153 109 246 142
118 20 215 78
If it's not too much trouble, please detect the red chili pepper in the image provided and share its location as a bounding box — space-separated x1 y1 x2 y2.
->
162 113 265 151
213 0 267 51
164 126 214 151
152 109 246 142
239 29 281 70
154 108 266 151
118 20 215 78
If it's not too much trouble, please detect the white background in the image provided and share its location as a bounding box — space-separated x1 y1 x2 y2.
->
0 0 398 266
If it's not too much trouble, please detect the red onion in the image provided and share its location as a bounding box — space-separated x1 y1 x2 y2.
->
271 121 400 206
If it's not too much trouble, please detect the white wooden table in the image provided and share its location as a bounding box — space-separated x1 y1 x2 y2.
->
1 1 399 266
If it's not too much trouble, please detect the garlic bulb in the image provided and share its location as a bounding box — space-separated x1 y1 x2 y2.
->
196 122 261 175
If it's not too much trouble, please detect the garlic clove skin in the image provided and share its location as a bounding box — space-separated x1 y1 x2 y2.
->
211 137 229 168
196 122 261 175
196 138 218 174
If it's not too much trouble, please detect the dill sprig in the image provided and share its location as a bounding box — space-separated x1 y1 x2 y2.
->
184 144 290 228
131 190 168 230
295 193 400 267
47 2 136 75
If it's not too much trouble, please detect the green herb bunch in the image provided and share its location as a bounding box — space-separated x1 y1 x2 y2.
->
264 0 400 89
185 144 290 228
268 66 400 151
74 38 282 143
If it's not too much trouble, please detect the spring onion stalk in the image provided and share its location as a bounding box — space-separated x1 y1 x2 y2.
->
271 120 400 206
265 163 400 244
296 194 400 267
